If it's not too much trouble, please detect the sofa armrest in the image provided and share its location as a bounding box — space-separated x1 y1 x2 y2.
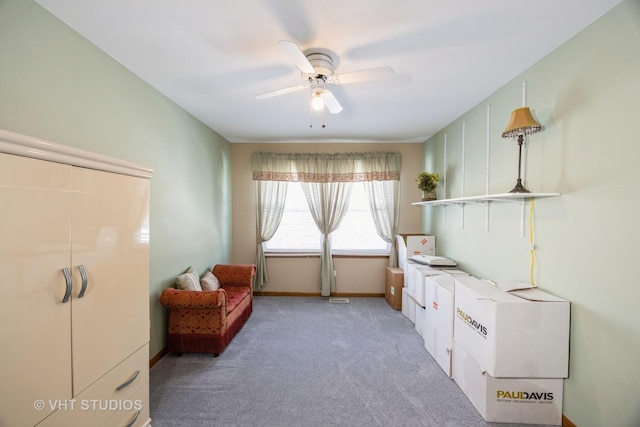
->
160 287 226 309
160 288 228 335
213 264 256 289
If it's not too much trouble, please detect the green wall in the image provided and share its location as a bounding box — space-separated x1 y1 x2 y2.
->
0 0 232 358
422 2 640 426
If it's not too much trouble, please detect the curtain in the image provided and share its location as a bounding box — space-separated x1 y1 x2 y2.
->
361 153 402 267
301 181 352 296
252 152 400 183
254 180 287 291
364 180 400 267
251 153 292 291
296 153 355 295
251 151 401 294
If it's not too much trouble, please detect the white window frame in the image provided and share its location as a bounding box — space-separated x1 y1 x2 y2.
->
264 182 390 256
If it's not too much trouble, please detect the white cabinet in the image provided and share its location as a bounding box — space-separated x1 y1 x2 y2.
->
69 166 150 395
0 154 74 426
0 129 152 427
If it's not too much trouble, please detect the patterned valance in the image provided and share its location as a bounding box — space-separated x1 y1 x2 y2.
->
251 151 401 182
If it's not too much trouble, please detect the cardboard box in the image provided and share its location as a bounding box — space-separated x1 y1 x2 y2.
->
406 235 436 257
385 267 403 310
453 341 563 425
421 270 470 377
396 234 436 274
415 304 426 338
401 287 416 324
405 263 447 307
454 276 570 378
404 263 430 306
396 235 409 273
423 274 456 377
388 285 401 310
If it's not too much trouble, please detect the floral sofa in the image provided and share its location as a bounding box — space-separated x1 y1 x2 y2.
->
160 264 256 356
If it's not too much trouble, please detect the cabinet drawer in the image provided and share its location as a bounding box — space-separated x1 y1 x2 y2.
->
103 384 149 427
37 344 149 427
77 343 149 402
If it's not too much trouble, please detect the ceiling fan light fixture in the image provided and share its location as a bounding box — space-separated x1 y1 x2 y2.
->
257 41 391 120
311 91 325 111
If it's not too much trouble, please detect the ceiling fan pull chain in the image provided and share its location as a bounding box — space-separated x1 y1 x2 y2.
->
322 105 326 128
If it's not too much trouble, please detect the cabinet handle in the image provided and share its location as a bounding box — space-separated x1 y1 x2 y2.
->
61 268 72 303
77 265 88 298
124 409 140 427
116 370 140 391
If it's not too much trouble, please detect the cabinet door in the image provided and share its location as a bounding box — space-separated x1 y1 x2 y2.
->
70 167 150 395
0 153 73 426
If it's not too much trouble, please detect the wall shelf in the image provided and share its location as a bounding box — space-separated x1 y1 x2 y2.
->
412 192 560 207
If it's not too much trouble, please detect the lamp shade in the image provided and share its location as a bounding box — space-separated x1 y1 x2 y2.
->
501 107 542 138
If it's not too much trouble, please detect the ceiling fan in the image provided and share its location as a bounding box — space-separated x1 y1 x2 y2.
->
255 40 394 114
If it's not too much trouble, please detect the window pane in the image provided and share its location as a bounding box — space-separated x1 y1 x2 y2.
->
331 183 390 254
264 183 321 252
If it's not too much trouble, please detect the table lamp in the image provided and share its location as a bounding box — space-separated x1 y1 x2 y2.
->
501 107 542 193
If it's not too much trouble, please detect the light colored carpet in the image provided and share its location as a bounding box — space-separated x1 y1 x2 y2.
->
149 296 551 426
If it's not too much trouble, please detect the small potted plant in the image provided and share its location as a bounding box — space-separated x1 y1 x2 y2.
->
416 172 439 201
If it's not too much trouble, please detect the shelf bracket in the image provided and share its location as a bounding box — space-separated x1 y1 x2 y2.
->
485 203 490 232
520 199 526 238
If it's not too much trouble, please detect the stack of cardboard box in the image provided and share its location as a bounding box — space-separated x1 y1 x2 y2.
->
395 234 435 322
394 234 570 425
451 276 570 425
422 274 458 378
410 266 468 339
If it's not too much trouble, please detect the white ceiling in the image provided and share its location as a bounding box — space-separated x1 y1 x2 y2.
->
36 0 621 143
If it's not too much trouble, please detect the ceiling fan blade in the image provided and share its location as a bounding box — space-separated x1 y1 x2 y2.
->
334 66 394 85
323 90 343 114
278 40 315 74
255 83 309 100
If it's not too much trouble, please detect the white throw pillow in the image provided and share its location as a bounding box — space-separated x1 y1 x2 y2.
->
200 270 220 291
175 266 202 291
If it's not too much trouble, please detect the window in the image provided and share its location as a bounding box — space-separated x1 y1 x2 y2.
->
331 183 390 254
264 182 321 252
264 182 390 255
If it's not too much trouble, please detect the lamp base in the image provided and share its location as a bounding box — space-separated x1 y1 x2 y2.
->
509 179 530 193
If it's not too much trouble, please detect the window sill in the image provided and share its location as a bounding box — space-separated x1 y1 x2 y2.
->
265 253 389 259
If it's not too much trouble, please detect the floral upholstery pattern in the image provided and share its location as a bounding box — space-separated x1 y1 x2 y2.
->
160 288 227 335
212 264 256 287
160 264 256 356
